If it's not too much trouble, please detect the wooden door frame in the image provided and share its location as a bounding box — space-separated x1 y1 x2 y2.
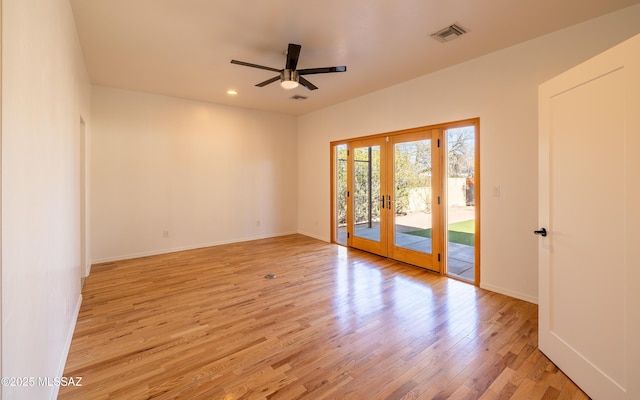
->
330 118 480 284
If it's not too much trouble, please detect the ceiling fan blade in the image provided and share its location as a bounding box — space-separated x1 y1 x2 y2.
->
286 43 302 70
255 75 281 87
299 76 318 91
231 60 281 73
298 66 347 75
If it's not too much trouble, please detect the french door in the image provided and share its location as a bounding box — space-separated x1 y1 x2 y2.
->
347 129 442 272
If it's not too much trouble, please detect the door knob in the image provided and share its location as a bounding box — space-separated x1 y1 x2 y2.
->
534 228 547 237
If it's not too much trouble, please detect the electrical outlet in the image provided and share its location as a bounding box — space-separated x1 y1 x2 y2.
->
162 229 169 238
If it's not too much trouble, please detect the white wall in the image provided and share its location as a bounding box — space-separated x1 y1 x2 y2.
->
297 4 640 303
91 87 298 262
1 0 91 398
0 0 4 387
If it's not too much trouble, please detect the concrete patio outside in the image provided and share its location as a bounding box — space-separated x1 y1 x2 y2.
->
336 206 476 281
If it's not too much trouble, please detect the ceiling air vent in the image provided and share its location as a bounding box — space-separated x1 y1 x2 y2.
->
290 94 308 101
431 23 467 43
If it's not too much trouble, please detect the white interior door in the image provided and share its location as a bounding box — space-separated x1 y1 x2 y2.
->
538 34 640 400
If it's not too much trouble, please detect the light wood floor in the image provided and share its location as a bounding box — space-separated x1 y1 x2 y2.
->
60 234 589 399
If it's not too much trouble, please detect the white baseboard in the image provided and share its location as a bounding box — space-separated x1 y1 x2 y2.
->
91 231 300 264
296 231 330 242
51 293 83 400
480 283 538 304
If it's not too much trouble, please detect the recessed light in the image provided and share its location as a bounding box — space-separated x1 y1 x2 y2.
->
226 89 238 95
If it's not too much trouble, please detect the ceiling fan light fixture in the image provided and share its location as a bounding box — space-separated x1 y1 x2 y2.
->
280 69 299 90
280 80 299 90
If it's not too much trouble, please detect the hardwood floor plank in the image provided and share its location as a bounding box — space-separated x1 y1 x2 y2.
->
59 234 589 399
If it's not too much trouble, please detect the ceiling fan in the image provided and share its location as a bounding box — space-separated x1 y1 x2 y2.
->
231 43 346 91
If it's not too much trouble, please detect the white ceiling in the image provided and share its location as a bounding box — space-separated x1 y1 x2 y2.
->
70 0 640 116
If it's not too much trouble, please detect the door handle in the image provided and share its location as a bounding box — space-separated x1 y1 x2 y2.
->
380 195 385 209
534 227 547 237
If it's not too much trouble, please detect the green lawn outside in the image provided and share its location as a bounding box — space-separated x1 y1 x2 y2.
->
446 219 474 234
405 219 475 246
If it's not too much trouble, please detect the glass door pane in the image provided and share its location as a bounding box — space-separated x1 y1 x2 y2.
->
335 144 348 245
353 145 381 242
392 139 433 254
446 126 476 282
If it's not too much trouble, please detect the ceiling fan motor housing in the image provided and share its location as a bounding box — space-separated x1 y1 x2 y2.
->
281 69 299 89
